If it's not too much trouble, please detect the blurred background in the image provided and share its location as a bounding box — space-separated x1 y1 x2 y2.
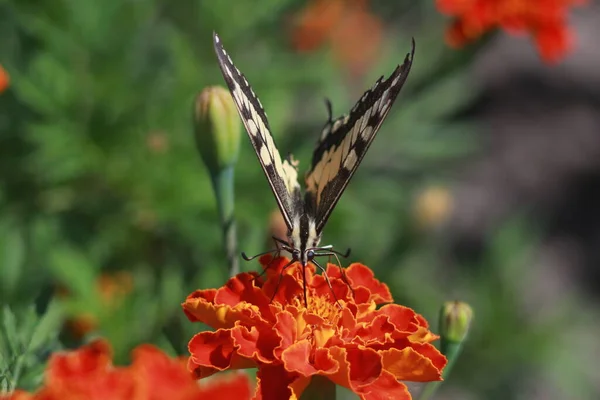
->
1 0 599 399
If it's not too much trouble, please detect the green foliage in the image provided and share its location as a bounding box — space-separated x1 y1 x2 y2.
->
2 0 590 399
0 303 63 392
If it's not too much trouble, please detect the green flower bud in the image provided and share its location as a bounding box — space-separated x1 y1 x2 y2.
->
194 86 241 173
439 301 473 343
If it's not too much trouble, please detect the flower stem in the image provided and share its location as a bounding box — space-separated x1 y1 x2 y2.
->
300 376 336 400
416 340 463 400
417 302 472 400
210 166 239 277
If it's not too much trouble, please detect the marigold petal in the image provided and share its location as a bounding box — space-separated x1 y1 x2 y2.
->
343 263 393 303
130 345 201 399
231 323 280 364
281 340 338 376
197 373 253 399
535 24 572 63
43 340 136 400
354 370 411 400
183 284 268 330
326 346 383 392
188 329 255 378
46 339 113 382
273 310 298 359
0 65 9 94
351 314 396 346
380 344 446 382
254 364 307 400
3 390 34 400
215 273 272 311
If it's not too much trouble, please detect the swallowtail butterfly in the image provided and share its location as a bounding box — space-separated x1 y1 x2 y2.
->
213 32 415 304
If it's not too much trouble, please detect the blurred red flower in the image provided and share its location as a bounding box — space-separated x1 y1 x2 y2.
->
0 65 9 93
182 256 446 400
3 340 252 400
290 0 383 76
437 0 588 63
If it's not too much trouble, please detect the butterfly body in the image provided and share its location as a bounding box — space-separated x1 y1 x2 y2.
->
213 33 415 298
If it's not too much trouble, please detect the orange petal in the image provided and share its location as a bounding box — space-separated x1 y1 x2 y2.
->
216 273 273 311
273 310 298 359
0 65 9 94
351 314 396 346
354 370 412 400
254 364 306 400
231 323 280 364
344 264 393 303
380 344 446 382
197 373 253 399
188 329 255 378
281 340 338 376
130 344 202 399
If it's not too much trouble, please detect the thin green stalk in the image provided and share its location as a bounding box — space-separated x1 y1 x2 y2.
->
211 166 239 276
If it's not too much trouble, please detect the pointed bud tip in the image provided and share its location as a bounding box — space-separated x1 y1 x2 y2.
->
439 301 473 343
193 86 242 173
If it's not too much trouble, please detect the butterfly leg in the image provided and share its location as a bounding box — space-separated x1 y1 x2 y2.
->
269 258 295 304
311 259 343 309
314 250 355 299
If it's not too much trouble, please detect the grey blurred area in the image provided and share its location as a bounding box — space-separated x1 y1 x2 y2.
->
451 3 600 288
447 4 600 399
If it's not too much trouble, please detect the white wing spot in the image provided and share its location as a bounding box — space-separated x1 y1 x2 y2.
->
332 119 343 132
360 109 370 131
341 130 352 159
361 125 373 140
259 146 272 166
344 150 358 170
247 119 258 136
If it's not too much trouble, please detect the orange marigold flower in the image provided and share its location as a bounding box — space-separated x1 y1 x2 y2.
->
436 0 588 63
290 0 383 76
0 65 9 93
182 256 447 399
3 340 252 400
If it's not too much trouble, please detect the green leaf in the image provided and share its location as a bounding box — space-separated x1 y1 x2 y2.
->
28 300 63 354
0 222 25 301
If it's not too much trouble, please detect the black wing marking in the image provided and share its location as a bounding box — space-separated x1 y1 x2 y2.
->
213 32 300 231
305 39 415 233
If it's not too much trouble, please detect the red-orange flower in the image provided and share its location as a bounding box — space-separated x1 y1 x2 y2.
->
3 340 252 400
0 65 9 93
290 0 383 76
437 0 588 63
182 256 446 400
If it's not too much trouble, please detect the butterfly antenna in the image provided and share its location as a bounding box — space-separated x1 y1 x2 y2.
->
324 98 333 122
241 248 278 261
250 250 281 283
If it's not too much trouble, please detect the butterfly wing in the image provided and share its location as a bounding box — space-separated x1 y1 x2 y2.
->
213 33 300 230
305 40 416 233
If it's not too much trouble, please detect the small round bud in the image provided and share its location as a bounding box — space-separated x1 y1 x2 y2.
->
193 86 241 173
439 301 473 343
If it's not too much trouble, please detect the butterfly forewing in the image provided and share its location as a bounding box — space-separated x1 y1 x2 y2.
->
305 40 416 233
213 33 299 230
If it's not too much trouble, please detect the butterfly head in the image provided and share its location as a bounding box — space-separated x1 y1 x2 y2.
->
289 213 321 266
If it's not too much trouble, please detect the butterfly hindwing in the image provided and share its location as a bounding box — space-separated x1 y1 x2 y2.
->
305 40 416 233
213 33 300 230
